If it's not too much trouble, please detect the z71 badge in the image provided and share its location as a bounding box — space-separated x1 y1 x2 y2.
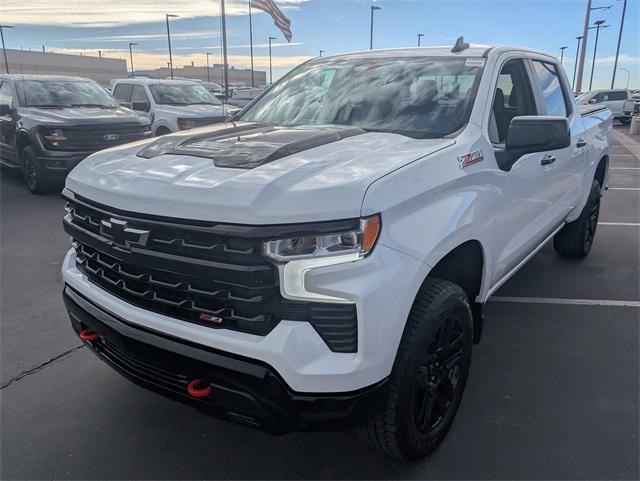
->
458 150 484 168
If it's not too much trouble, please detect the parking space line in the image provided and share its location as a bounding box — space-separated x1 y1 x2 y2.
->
608 188 640 191
610 167 640 170
598 222 640 226
490 296 640 308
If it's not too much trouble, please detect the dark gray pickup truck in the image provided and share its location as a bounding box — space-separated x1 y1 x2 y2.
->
0 74 152 194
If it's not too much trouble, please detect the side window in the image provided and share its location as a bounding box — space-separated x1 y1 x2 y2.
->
130 85 150 111
112 83 133 104
531 60 569 117
490 59 537 143
0 81 14 107
609 91 628 101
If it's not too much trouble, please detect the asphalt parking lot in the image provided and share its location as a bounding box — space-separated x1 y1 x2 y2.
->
1 125 638 480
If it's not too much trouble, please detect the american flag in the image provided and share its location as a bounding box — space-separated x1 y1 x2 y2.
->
252 0 293 42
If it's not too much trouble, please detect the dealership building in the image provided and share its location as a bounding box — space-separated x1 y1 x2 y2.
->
2 49 266 87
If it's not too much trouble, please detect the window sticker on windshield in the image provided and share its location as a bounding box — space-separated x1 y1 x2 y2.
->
465 58 486 67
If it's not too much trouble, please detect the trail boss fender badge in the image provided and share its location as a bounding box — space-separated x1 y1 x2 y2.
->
458 150 484 168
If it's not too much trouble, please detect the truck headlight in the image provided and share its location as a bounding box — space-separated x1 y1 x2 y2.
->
263 215 381 262
41 128 67 147
263 215 381 303
177 118 199 130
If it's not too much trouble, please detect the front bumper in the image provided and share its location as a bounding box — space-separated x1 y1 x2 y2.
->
63 286 387 433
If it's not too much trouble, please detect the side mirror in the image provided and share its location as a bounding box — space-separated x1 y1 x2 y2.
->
588 97 598 104
131 101 150 112
0 104 11 116
496 116 570 171
506 116 570 155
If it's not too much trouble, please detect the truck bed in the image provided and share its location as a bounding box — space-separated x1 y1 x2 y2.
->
578 103 608 117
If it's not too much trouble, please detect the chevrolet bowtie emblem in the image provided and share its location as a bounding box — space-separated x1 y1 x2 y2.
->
100 218 149 251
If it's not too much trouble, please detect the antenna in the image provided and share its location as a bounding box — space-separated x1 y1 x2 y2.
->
451 36 469 53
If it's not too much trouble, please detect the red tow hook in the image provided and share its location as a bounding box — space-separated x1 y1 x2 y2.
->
79 328 100 342
187 379 212 398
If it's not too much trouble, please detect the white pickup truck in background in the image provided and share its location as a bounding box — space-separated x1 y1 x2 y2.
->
62 39 612 461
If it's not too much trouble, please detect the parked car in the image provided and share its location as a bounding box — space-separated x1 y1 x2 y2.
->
576 88 634 123
110 79 237 136
0 74 151 194
62 41 612 460
228 87 265 108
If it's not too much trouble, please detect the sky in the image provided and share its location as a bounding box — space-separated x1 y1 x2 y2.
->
1 0 639 89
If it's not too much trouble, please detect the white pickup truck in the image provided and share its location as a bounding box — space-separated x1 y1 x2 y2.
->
62 40 612 460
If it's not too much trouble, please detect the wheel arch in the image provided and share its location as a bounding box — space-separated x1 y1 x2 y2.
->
594 154 608 191
422 239 486 343
15 130 35 160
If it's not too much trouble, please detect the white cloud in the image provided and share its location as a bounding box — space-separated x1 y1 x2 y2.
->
595 54 640 66
2 0 307 27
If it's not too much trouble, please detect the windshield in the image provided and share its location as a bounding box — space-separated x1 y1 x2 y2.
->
16 79 118 108
240 57 483 138
575 92 591 103
149 84 221 105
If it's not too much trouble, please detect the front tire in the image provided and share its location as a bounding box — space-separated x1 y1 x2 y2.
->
553 179 601 259
21 146 53 195
361 278 473 460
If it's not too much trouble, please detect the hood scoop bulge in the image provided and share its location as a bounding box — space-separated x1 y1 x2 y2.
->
137 123 365 169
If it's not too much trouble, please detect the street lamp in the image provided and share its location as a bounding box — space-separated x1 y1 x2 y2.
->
268 36 276 84
572 36 583 92
128 42 138 78
559 46 567 64
589 20 608 91
618 67 630 89
369 5 381 50
165 13 179 79
417 33 424 47
206 52 214 82
0 25 14 74
319 50 324 57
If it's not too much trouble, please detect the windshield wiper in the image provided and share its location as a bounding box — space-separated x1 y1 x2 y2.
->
69 104 117 108
27 104 70 108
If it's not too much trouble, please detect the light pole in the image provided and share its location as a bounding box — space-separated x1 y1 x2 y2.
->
369 5 381 50
572 36 583 91
206 52 213 82
611 0 628 88
618 67 630 89
165 13 179 79
128 42 138 78
319 50 324 57
0 25 14 74
417 33 424 47
589 20 608 91
559 46 567 64
576 2 611 94
268 36 276 84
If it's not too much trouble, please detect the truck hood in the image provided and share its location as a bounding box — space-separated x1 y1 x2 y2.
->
66 122 455 224
18 106 147 126
154 104 225 118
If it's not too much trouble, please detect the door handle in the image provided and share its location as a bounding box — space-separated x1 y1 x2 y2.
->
576 139 587 148
541 155 556 166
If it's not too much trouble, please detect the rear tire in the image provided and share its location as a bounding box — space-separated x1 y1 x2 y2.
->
361 278 473 461
553 179 601 259
21 146 53 195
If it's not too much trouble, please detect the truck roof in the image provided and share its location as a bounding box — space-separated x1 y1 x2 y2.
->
111 78 200 85
0 74 96 82
318 45 557 62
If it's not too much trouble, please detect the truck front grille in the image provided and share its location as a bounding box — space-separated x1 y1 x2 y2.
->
63 192 358 351
43 123 149 152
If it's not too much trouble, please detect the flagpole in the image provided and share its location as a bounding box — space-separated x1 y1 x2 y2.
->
249 0 255 87
220 0 230 100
